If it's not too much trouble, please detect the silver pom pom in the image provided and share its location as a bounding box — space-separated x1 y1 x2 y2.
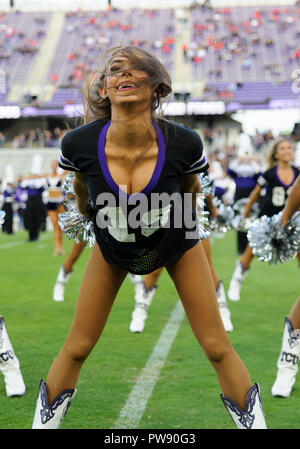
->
231 198 260 232
198 173 214 195
196 193 211 240
247 212 300 265
58 206 95 247
210 198 234 235
0 210 6 226
62 172 75 195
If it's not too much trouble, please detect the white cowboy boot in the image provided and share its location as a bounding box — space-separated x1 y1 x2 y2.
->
0 316 26 397
228 261 248 301
127 273 143 285
53 265 73 302
221 383 267 429
32 380 76 429
272 317 300 398
130 282 157 333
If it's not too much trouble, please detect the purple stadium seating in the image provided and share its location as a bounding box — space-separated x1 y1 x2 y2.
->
0 11 52 103
44 8 175 107
0 6 299 108
190 4 300 103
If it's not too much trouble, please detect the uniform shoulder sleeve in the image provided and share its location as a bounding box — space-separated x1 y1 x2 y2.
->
58 131 81 172
183 128 209 175
257 167 273 186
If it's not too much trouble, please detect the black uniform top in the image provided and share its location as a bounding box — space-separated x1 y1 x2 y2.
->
58 118 209 274
257 165 299 217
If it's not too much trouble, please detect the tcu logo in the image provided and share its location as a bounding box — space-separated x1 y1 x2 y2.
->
280 351 299 366
0 350 14 364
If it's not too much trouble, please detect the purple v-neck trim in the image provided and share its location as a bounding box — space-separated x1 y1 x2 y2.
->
98 121 166 199
275 165 297 188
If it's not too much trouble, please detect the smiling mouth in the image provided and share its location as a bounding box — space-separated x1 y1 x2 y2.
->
117 84 137 91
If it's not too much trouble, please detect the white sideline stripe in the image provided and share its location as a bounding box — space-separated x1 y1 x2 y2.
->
113 300 185 429
0 234 51 249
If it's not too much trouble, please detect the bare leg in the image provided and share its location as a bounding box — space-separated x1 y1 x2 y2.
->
48 210 64 256
288 295 300 330
166 241 251 408
240 245 254 271
63 240 86 274
143 267 164 290
202 238 220 289
46 243 127 402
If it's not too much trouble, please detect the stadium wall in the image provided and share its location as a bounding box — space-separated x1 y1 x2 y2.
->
0 148 60 180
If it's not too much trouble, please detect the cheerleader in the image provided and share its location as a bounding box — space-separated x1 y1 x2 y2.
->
226 148 261 255
271 174 300 397
1 181 14 234
32 46 266 429
46 160 66 256
228 138 299 302
22 174 47 242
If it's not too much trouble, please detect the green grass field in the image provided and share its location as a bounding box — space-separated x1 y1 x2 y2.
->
0 229 299 430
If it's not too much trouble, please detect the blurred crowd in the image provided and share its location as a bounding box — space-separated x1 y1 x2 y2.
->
0 125 298 156
0 13 48 68
185 3 300 78
49 8 175 91
0 127 67 149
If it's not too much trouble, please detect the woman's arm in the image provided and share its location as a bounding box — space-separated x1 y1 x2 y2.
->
204 194 218 219
243 184 262 218
73 172 90 217
281 175 300 226
180 174 200 210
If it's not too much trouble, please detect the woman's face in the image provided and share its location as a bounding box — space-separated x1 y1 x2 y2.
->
101 55 153 107
275 140 294 163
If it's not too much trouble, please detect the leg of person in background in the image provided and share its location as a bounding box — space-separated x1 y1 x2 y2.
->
202 238 233 332
48 207 65 257
2 203 13 234
237 230 248 255
272 295 300 397
129 267 163 333
17 207 25 230
27 197 40 242
53 240 86 302
40 204 47 232
129 239 234 333
228 244 254 301
0 316 26 397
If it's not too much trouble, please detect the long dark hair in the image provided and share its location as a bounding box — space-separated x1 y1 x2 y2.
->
81 46 172 125
266 138 294 168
